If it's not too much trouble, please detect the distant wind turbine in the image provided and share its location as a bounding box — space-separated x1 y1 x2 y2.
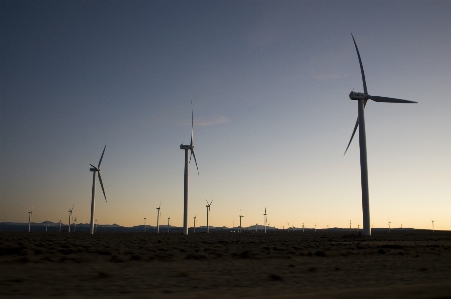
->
68 205 74 233
45 221 48 232
431 219 435 232
74 217 77 232
263 207 267 234
167 217 170 233
239 213 244 233
344 34 417 236
156 203 161 234
349 219 352 233
144 217 146 233
205 199 213 233
95 219 98 232
193 215 196 233
302 223 304 233
180 102 199 236
59 220 61 232
28 207 32 232
89 146 107 235
388 219 391 233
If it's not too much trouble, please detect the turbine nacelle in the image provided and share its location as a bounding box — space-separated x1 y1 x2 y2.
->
349 91 366 100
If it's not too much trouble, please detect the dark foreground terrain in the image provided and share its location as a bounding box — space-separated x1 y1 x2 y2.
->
1 230 451 298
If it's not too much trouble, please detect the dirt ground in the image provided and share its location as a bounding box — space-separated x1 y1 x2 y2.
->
1 231 451 298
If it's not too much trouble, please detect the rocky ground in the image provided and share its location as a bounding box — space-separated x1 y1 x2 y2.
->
1 230 451 298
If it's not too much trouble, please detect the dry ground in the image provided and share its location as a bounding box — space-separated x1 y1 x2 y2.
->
1 231 451 298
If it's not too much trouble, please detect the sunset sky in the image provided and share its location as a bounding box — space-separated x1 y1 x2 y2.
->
1 1 450 231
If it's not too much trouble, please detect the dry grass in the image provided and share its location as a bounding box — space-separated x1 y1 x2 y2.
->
1 231 451 298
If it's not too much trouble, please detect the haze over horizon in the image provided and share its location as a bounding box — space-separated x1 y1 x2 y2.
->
1 1 450 231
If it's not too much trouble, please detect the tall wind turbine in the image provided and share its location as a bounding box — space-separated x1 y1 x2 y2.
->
156 203 161 234
144 217 146 232
180 102 199 235
431 219 435 232
263 207 267 234
28 207 32 232
205 199 213 233
74 217 77 232
239 213 244 233
89 146 107 235
388 219 391 232
167 217 170 233
344 34 417 236
68 205 74 233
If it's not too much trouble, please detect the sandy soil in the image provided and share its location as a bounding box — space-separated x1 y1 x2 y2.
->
1 231 451 298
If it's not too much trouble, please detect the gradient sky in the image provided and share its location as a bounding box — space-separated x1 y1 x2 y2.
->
1 1 450 231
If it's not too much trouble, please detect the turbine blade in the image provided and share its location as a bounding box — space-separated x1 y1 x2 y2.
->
190 150 199 175
97 172 107 202
369 95 417 104
344 117 359 155
351 34 368 96
98 145 106 168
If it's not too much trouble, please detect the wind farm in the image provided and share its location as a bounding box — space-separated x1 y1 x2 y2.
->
1 1 451 298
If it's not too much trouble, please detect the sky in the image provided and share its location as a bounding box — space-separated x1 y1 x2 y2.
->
1 0 450 231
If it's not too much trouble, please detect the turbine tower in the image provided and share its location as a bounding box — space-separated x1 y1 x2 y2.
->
167 217 170 233
180 102 199 236
28 207 32 232
239 213 244 233
68 205 74 233
74 217 77 232
205 199 213 233
89 146 107 235
263 207 267 234
59 220 61 232
344 34 417 236
431 219 435 232
388 219 391 232
156 203 161 234
144 217 146 232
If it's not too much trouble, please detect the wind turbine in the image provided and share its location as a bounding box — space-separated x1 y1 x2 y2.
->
144 217 146 232
74 217 77 232
45 221 48 232
431 219 435 232
314 223 316 233
205 199 213 233
59 220 61 232
302 223 304 233
263 207 267 234
95 219 98 232
156 203 161 234
28 207 32 232
287 222 290 233
68 205 74 233
167 217 170 233
180 102 199 236
388 219 391 233
89 145 107 235
193 215 196 233
344 34 417 236
349 219 352 233
239 213 244 233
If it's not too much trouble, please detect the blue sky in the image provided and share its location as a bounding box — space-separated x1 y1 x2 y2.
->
1 0 450 230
